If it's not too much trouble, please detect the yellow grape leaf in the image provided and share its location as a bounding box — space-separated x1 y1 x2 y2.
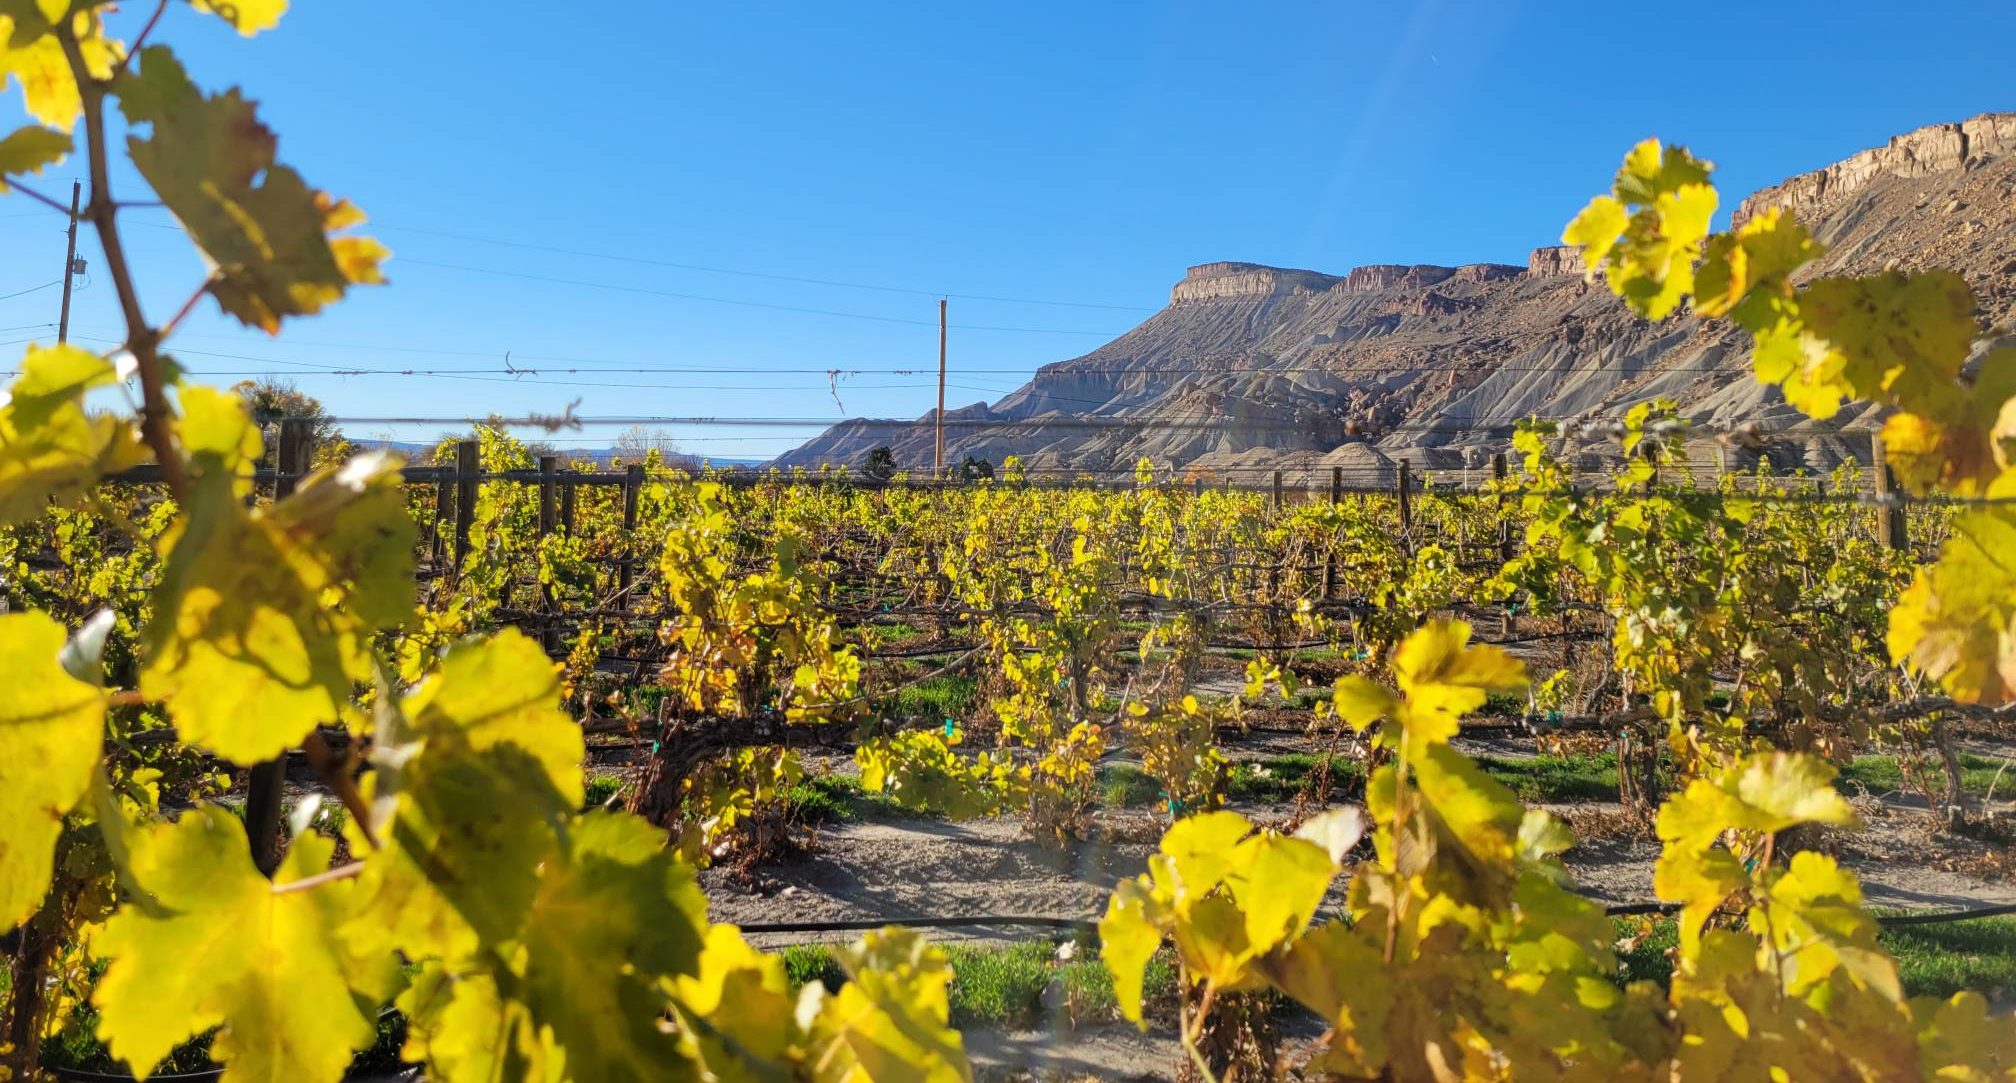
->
1293 806 1368 865
1392 620 1525 754
400 628 585 804
1755 851 1899 1000
1887 506 2016 703
116 46 387 333
345 631 584 960
1410 743 1526 880
519 811 708 1081
1749 313 1850 420
1330 675 1398 731
1724 753 1857 833
1569 140 1718 321
1878 348 2016 494
94 808 375 1083
1225 831 1334 952
1098 878 1165 1025
144 389 413 763
1612 137 1712 203
672 924 796 1074
191 0 287 35
1913 992 2016 1079
802 927 971 1083
0 343 145 527
1157 810 1251 894
0 122 67 188
0 610 105 927
1618 183 1717 321
395 965 561 1083
264 452 420 630
1800 271 1977 418
1170 891 1257 989
0 10 119 131
1658 752 1855 852
1561 195 1627 275
1694 207 1821 320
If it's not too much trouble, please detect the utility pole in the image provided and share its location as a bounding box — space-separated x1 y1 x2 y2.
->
934 298 947 477
57 180 80 343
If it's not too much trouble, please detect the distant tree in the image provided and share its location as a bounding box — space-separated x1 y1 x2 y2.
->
613 424 696 468
958 454 994 482
232 379 347 467
862 445 897 481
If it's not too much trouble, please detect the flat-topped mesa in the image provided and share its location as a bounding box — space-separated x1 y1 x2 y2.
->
1170 261 1344 303
1527 245 1585 277
1453 263 1524 284
1336 264 1458 293
1733 112 2016 227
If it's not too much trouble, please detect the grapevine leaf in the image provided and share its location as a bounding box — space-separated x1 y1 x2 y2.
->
1755 851 1899 1000
143 390 411 763
1098 878 1164 1026
395 965 560 1083
1330 675 1398 732
94 808 375 1082
1913 992 2016 1079
1392 620 1525 753
672 924 797 1076
1613 137 1712 202
263 451 419 630
1694 208 1820 319
0 122 66 187
0 610 106 927
1723 752 1857 833
191 0 287 35
1293 806 1367 865
1561 195 1627 275
1157 810 1251 893
345 630 585 959
401 628 585 804
0 343 145 527
1800 271 1977 418
1257 921 1391 1076
116 46 387 333
1886 506 2016 703
1225 831 1334 951
801 927 972 1083
519 811 708 1082
0 9 119 130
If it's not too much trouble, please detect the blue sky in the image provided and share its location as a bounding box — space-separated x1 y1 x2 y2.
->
2 0 2011 458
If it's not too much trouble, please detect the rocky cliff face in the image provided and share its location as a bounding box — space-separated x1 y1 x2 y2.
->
775 114 2016 482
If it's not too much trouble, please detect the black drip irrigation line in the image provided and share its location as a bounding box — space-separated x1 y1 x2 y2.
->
733 901 2016 939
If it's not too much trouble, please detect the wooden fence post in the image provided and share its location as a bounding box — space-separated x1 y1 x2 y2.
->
538 455 558 537
619 464 644 611
245 418 313 876
560 474 576 536
1272 469 1283 509
536 456 559 651
1397 459 1414 550
1324 466 1341 600
431 459 453 567
1872 436 1908 553
1494 452 1512 564
452 439 478 579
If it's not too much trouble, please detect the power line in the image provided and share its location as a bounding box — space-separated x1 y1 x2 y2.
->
0 281 60 302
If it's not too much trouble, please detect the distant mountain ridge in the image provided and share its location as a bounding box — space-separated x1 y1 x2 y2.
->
774 113 2016 482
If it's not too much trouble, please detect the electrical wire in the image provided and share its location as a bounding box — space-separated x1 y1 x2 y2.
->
0 281 61 302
